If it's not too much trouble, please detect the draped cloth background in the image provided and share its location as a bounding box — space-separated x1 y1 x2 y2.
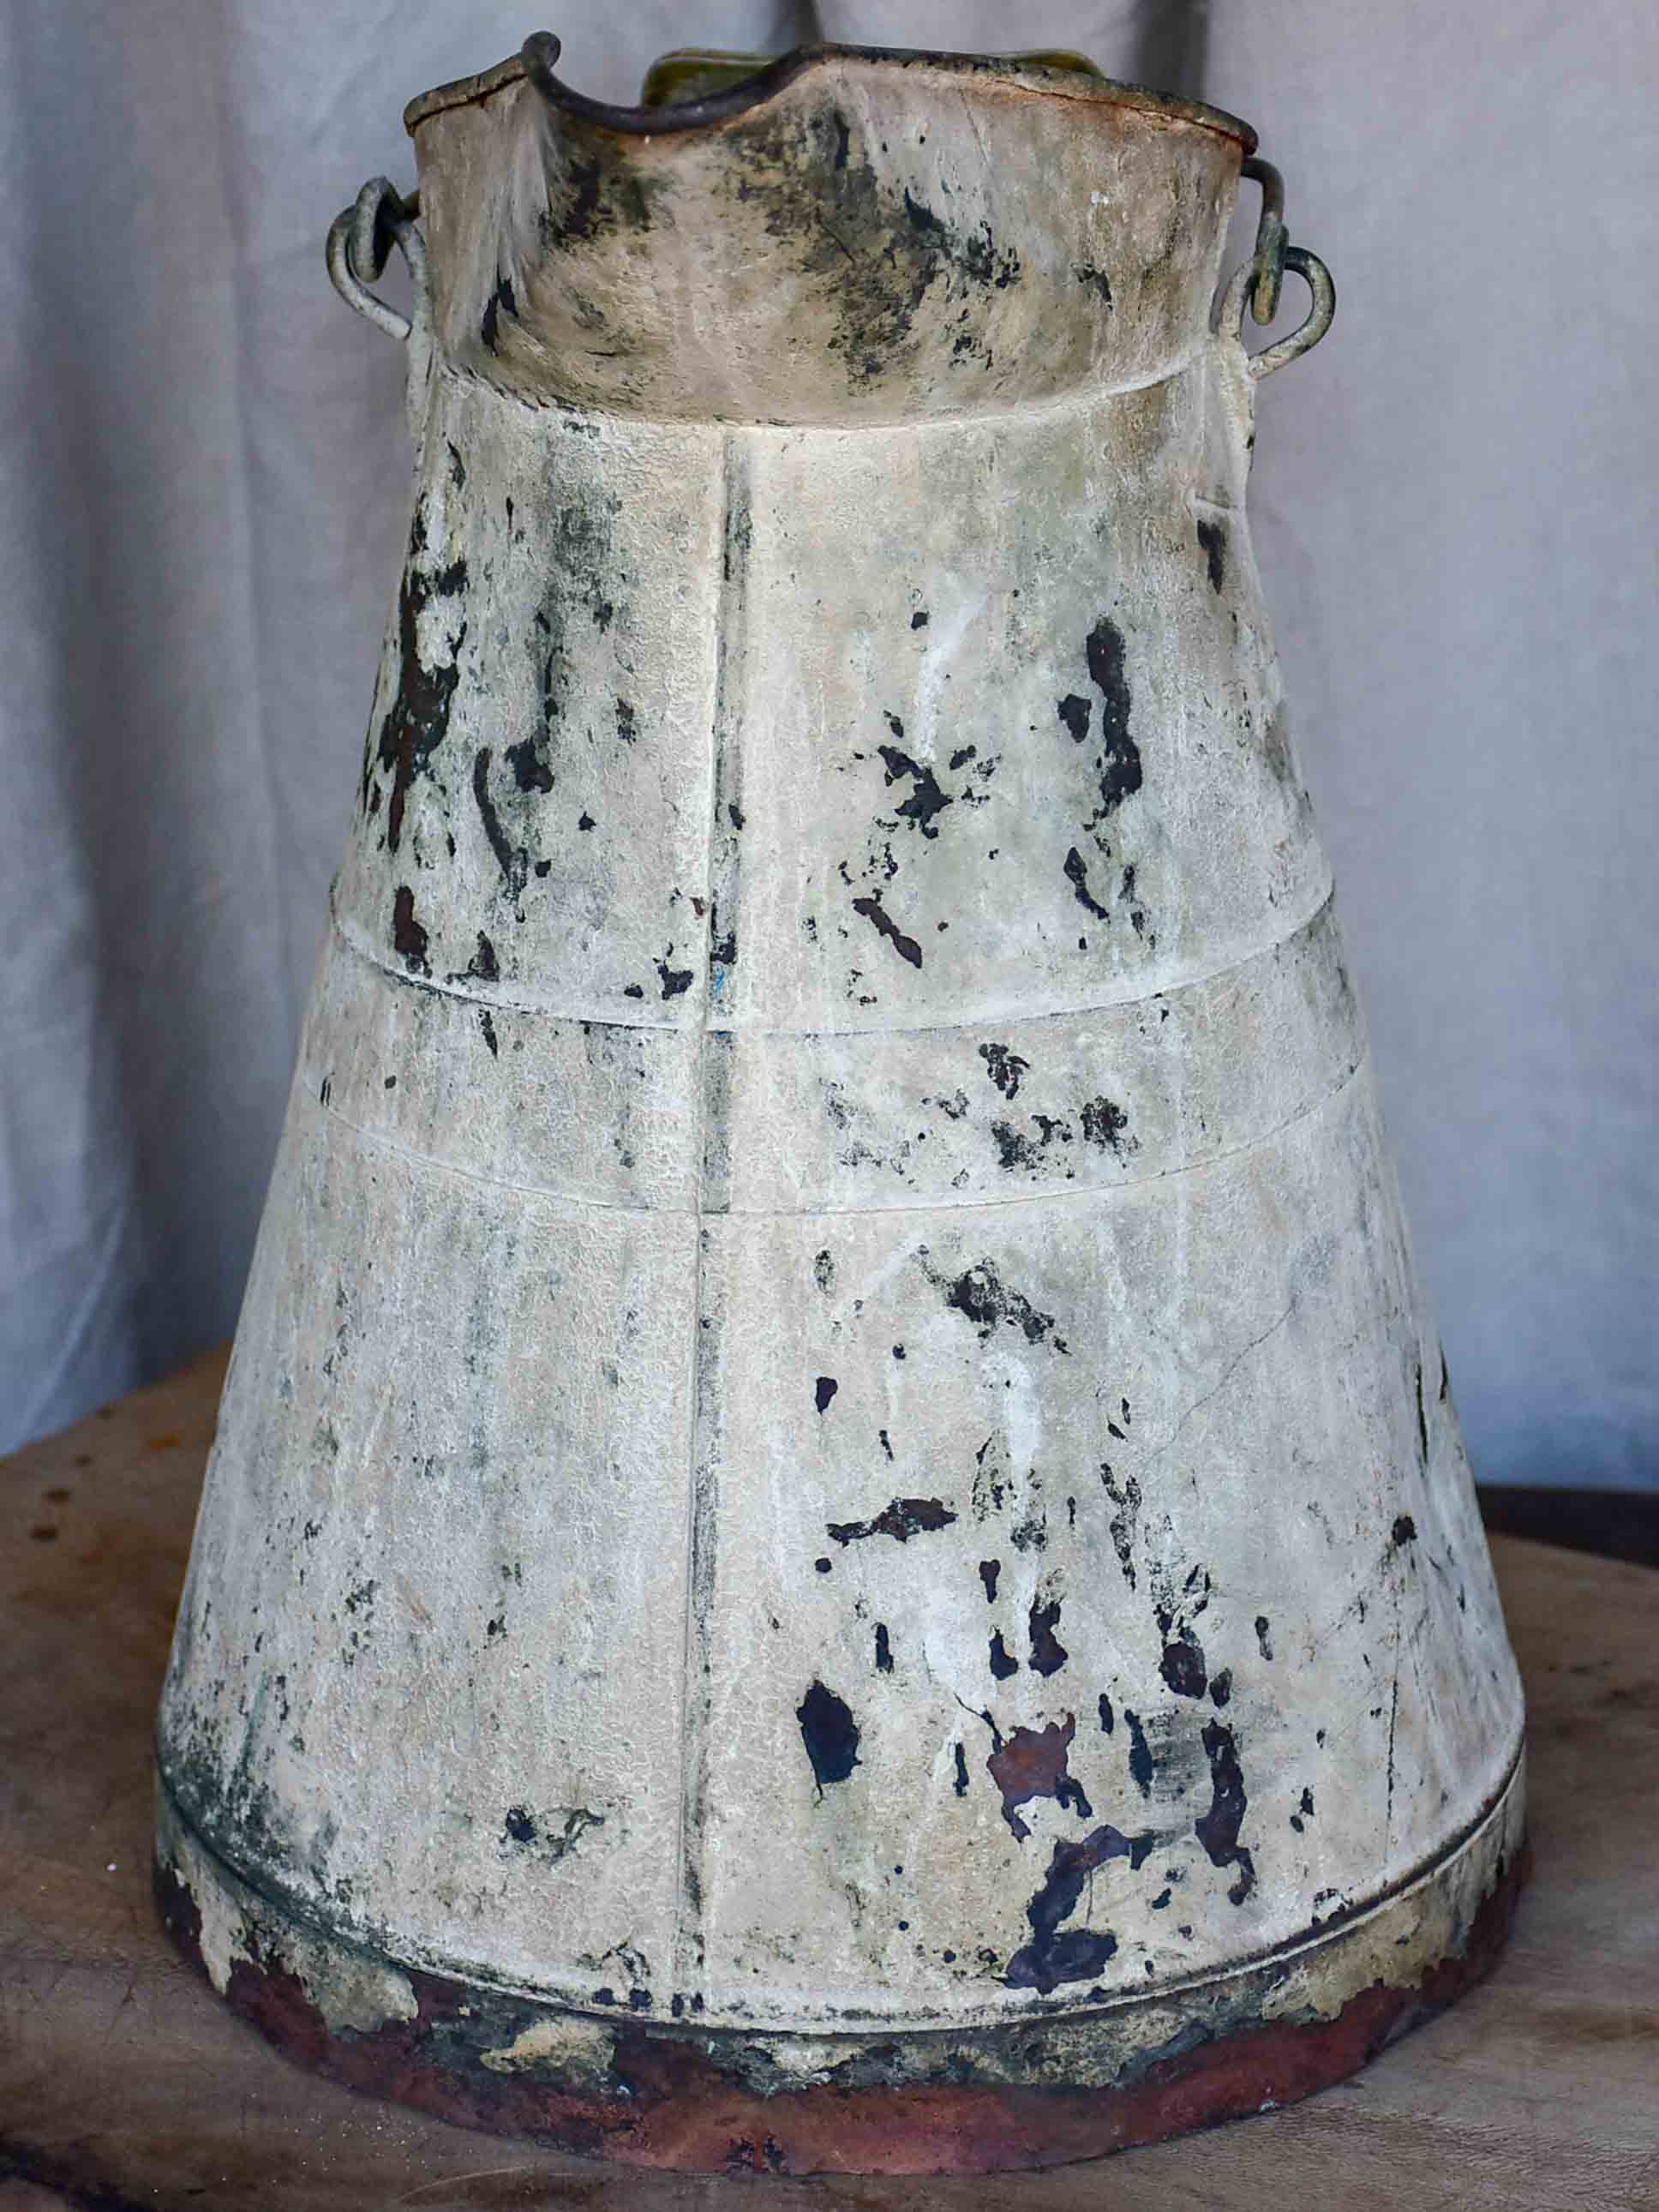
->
2 2 1653 1484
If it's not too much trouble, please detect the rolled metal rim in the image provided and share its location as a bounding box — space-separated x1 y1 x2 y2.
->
402 36 1257 153
154 1750 1524 2174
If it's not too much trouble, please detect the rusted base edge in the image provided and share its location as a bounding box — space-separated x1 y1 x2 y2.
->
154 1765 1526 2177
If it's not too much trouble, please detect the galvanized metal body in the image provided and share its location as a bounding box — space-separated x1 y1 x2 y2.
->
155 37 1524 2174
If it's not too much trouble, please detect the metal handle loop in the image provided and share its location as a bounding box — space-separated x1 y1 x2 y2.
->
326 177 425 344
1219 243 1336 381
1240 156 1287 325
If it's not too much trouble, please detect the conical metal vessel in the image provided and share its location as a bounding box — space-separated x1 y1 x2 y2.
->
154 32 1525 2176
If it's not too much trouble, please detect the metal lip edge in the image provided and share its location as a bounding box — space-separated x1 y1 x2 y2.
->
153 1735 1524 2044
403 37 1256 155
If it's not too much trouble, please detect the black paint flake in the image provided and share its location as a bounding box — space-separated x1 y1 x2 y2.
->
978 1559 1001 1603
1416 1358 1429 1462
1085 615 1142 818
974 1448 1009 1528
1081 1096 1130 1152
877 740 953 839
506 728 555 794
873 1623 892 1673
1004 1821 1154 1994
826 1496 957 1546
656 948 693 999
1255 1614 1274 1662
1195 515 1226 594
500 1804 604 1862
1120 862 1147 938
1029 1598 1069 1677
814 1376 839 1415
943 1260 1067 1352
1101 1466 1141 1590
1123 1707 1154 1797
1098 1692 1115 1734
480 270 518 353
978 1041 1029 1099
953 1741 970 1795
708 895 737 968
999 1822 1159 1999
1159 1628 1209 1700
1063 845 1111 920
991 1115 1075 1172
1195 1720 1256 1904
1057 693 1092 743
852 894 923 968
369 507 467 852
989 1629 1019 1681
392 884 429 974
797 1680 860 1793
472 748 530 905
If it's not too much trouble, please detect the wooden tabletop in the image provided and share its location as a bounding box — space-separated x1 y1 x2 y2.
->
1 1351 1655 2210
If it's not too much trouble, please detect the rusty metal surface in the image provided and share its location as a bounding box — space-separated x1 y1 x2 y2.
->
154 33 1521 2177
404 35 1257 150
154 1770 1526 2175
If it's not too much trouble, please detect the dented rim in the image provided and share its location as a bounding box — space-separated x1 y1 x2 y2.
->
155 1757 1525 2177
402 34 1257 153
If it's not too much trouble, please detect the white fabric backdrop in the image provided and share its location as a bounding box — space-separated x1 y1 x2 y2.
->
1 2 1653 1486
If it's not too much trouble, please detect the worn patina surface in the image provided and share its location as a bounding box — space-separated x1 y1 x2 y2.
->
154 33 1525 2173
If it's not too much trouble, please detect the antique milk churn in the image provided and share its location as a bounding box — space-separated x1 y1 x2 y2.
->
154 32 1526 2175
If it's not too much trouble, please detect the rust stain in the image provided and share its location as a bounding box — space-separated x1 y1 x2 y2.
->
986 1714 1091 1839
153 1846 1528 2175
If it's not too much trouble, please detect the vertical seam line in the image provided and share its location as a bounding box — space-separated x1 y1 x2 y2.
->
667 425 737 1999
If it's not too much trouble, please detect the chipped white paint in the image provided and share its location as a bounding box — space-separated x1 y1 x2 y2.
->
159 1789 420 2034
157 41 1523 2106
479 2014 619 2086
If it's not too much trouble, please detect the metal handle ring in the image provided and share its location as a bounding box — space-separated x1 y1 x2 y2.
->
1240 156 1287 326
326 177 426 344
1219 243 1336 380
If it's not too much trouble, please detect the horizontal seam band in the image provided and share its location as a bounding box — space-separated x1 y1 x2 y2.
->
314 1042 1366 1220
326 882 1338 1043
